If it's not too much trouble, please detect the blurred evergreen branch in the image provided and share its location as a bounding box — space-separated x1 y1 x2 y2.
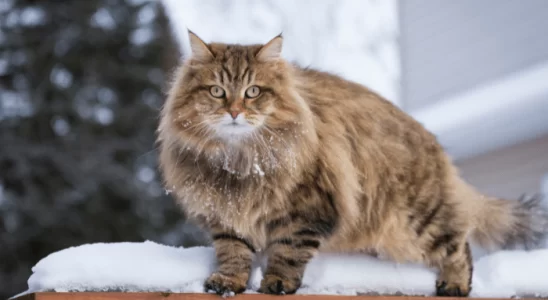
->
0 0 206 298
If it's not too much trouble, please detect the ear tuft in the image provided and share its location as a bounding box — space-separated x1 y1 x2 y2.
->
256 34 283 62
187 30 213 62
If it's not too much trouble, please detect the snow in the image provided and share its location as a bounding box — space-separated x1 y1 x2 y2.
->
136 4 157 25
0 91 34 120
23 242 214 295
160 0 401 106
19 6 46 27
51 117 70 136
129 27 155 46
136 166 156 183
49 65 73 89
253 163 265 176
15 241 548 298
93 107 114 125
90 8 116 30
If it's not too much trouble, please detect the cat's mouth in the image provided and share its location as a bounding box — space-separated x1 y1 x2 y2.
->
222 119 246 127
214 114 256 137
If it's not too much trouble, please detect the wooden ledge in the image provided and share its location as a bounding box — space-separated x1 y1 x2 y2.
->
12 293 546 300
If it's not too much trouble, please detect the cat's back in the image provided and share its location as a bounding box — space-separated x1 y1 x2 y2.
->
293 66 437 148
293 67 454 256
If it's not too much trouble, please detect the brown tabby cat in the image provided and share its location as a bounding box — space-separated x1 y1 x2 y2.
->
157 31 548 297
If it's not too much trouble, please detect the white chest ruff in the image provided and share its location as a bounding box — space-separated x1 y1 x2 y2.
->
175 177 271 243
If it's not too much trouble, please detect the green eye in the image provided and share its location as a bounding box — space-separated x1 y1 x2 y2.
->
210 85 225 98
245 86 261 98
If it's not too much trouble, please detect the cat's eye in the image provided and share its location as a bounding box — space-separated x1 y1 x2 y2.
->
210 85 225 98
245 86 261 98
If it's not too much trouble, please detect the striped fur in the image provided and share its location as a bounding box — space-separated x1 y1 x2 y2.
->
157 33 548 297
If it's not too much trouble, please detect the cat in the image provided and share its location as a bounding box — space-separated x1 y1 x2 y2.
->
157 31 548 297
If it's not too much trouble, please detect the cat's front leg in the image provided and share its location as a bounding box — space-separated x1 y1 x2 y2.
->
259 237 318 295
204 227 256 296
259 209 336 294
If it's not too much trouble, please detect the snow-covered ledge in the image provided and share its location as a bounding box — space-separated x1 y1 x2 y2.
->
410 60 548 161
160 0 401 106
11 241 548 299
10 293 548 300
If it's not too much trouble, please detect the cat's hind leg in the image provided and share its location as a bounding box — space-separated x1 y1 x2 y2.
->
430 238 473 297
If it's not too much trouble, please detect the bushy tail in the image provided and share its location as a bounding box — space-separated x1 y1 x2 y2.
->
471 193 548 251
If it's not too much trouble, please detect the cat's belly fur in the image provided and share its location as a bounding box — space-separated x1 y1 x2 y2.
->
178 180 426 263
321 213 427 263
175 180 278 250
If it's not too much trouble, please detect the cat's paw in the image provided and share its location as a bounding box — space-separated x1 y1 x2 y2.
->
258 274 300 295
436 280 470 297
204 272 246 296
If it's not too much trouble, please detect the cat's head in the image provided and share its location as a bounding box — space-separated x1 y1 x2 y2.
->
164 31 311 146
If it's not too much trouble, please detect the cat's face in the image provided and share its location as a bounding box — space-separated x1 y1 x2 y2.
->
168 32 304 145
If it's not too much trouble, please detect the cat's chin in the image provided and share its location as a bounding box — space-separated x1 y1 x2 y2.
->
212 114 258 142
213 124 257 143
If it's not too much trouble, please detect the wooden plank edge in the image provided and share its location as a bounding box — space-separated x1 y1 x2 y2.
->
10 292 548 300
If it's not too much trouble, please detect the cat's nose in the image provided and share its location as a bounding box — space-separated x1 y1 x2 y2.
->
230 111 240 120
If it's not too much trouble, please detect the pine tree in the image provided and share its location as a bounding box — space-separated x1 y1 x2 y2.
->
0 0 206 297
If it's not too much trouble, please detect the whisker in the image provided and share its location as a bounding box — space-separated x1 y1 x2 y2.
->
262 126 291 149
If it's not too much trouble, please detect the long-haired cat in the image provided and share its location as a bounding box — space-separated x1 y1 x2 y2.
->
157 31 548 297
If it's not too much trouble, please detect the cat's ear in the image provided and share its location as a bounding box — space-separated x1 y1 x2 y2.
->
187 30 213 62
256 33 283 62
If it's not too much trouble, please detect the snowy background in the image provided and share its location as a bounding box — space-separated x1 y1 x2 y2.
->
162 0 401 105
1 0 547 299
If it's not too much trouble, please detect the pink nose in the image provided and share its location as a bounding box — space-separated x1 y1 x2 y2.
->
230 111 240 119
